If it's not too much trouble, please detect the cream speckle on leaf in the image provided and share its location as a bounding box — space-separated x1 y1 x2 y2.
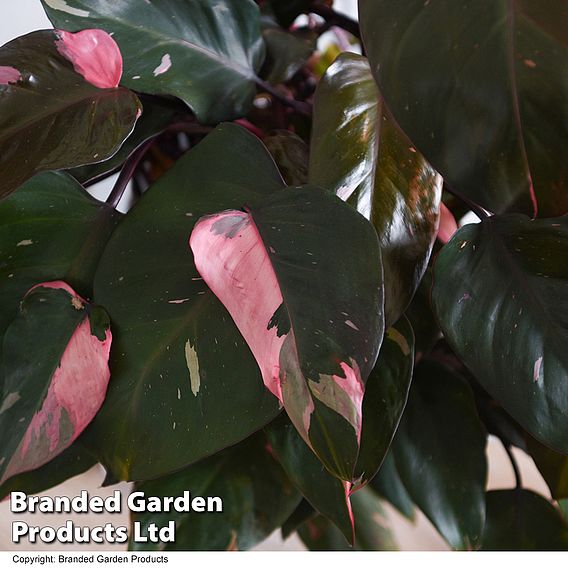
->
153 54 172 77
185 339 201 396
44 0 90 17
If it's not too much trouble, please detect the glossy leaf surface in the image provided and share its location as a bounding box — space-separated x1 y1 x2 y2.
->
42 0 265 123
0 30 140 200
265 415 354 543
0 172 119 343
310 53 441 326
353 316 414 487
91 125 284 481
0 283 111 484
360 0 568 216
432 215 568 454
394 362 487 549
70 96 182 185
482 490 568 550
130 434 301 551
190 187 384 481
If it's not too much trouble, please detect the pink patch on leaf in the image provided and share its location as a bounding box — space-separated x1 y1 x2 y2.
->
437 202 458 244
190 211 286 402
56 29 122 89
332 362 365 442
3 281 111 481
0 66 21 85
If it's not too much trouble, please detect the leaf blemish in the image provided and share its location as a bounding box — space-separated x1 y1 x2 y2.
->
345 319 359 331
44 0 90 17
153 53 172 76
0 392 20 415
16 239 33 247
533 356 543 382
185 340 201 396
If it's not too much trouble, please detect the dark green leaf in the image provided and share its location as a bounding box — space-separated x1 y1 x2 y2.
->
0 441 96 500
0 30 140 200
42 0 265 123
70 96 183 185
393 361 487 549
90 124 284 481
560 500 568 519
298 488 397 551
370 451 415 521
360 0 568 216
403 269 441 359
264 130 309 186
0 283 111 484
432 215 568 454
262 27 316 85
310 53 441 326
265 415 353 543
482 490 568 550
0 172 119 342
524 435 568 500
130 434 301 551
190 187 384 481
281 499 316 539
354 316 414 486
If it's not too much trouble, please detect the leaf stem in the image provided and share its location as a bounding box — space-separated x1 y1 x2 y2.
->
443 181 490 221
255 78 312 117
103 121 211 209
105 138 155 209
309 2 360 38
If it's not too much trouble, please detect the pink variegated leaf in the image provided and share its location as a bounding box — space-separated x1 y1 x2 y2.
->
0 282 111 484
55 29 122 89
190 188 384 482
0 29 139 200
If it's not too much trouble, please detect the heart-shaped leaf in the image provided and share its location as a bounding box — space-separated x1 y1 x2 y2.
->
0 172 120 344
482 490 568 550
265 415 354 544
190 187 384 481
0 30 140 200
90 124 284 482
0 282 111 484
432 215 568 454
353 316 414 487
310 53 442 326
360 0 568 216
129 433 301 551
393 361 487 550
42 0 265 124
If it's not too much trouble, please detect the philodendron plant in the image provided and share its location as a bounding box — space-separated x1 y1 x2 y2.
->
0 0 567 552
